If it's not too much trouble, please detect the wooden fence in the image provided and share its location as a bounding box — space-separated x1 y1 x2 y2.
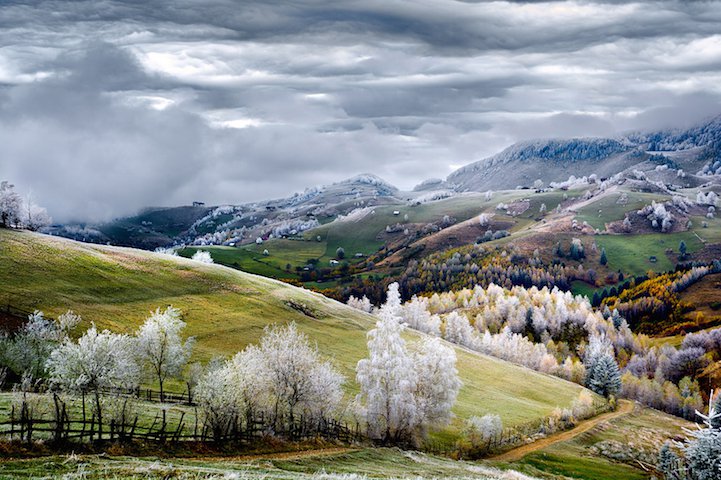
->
0 393 360 446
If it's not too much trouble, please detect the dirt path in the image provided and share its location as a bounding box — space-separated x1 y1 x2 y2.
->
490 400 635 463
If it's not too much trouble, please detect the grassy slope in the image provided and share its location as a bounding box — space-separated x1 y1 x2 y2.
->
507 405 691 480
0 230 589 438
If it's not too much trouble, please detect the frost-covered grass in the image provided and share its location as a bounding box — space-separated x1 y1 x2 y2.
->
0 229 587 444
0 448 542 479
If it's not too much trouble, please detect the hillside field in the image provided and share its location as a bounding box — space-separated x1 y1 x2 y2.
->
0 229 592 443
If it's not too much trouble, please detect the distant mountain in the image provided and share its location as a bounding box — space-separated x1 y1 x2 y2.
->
48 173 402 249
446 115 721 192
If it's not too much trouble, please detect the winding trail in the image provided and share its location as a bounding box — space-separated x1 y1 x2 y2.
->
489 400 635 463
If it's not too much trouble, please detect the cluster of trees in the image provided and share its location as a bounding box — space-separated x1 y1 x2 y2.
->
555 238 586 260
195 323 345 441
638 201 674 232
622 327 721 419
696 190 719 207
350 281 720 420
0 181 51 231
604 263 719 334
476 229 510 244
330 241 611 306
351 284 625 397
397 246 587 297
2 302 462 447
0 307 194 437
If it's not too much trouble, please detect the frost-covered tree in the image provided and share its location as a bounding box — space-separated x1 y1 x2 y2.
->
0 310 78 379
47 325 139 439
23 195 51 231
192 250 214 264
681 393 721 480
0 181 21 228
260 323 344 425
358 285 460 444
569 238 585 260
336 247 346 259
443 311 476 348
356 308 418 444
413 337 461 434
400 296 441 336
347 295 373 313
154 246 178 256
658 442 684 480
196 361 243 441
586 353 621 398
381 282 403 320
135 307 194 401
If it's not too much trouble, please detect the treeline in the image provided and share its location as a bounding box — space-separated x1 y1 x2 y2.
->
332 244 597 305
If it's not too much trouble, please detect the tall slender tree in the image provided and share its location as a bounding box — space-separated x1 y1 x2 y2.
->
135 307 194 401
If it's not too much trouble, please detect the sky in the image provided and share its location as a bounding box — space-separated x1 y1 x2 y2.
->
2 1 721 222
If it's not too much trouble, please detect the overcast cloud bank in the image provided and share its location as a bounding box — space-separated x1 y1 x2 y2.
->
1 0 721 221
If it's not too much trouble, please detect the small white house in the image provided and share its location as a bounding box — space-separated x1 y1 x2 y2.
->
330 259 340 266
393 210 400 216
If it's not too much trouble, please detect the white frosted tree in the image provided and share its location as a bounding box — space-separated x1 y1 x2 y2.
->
23 195 51 231
46 325 139 439
259 323 344 426
347 295 373 313
0 181 21 228
192 250 214 264
0 310 78 379
381 282 403 320
464 413 503 450
196 362 243 441
401 296 441 336
197 324 344 440
356 308 418 444
135 307 194 401
413 337 461 434
443 311 476 347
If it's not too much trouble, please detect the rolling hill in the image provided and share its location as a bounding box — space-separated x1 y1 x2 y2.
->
0 228 593 440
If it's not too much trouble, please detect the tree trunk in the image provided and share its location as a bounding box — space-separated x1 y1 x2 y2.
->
94 391 103 440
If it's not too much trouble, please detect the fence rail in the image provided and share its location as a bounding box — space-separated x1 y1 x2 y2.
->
0 393 361 446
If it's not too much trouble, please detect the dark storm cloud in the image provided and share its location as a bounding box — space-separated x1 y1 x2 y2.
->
1 0 721 221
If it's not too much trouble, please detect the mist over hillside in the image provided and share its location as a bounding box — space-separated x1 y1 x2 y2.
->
47 114 721 250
